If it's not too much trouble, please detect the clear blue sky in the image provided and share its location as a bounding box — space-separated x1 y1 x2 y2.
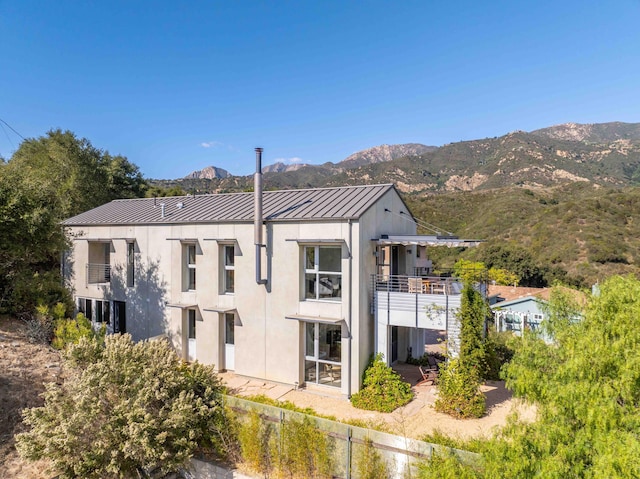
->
1 1 639 178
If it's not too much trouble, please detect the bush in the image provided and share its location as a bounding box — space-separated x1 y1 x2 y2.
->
274 415 334 478
355 437 390 479
238 410 273 475
416 448 482 479
434 359 485 419
17 334 233 478
351 353 414 413
23 302 65 344
52 312 105 350
483 331 515 381
406 352 446 367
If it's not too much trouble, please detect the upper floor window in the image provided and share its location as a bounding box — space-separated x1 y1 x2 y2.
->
126 242 135 287
304 246 342 301
87 242 111 284
223 245 235 293
185 244 196 291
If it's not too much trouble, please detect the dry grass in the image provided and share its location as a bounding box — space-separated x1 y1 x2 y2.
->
0 316 62 478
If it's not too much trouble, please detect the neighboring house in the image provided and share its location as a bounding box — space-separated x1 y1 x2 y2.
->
489 285 551 337
62 155 482 395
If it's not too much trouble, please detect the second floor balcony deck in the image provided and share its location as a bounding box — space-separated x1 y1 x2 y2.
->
372 274 486 331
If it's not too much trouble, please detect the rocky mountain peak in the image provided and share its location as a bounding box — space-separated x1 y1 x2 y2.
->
184 166 231 179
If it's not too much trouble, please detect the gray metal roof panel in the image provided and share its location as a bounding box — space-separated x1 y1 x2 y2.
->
62 184 396 226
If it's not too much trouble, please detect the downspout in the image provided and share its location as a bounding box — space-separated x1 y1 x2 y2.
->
254 148 267 285
347 219 353 398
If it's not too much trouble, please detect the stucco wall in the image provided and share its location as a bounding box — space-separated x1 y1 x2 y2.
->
64 187 415 395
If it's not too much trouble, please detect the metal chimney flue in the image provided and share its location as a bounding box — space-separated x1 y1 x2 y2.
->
254 148 267 285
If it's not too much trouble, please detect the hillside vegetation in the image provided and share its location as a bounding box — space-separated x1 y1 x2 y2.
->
405 183 640 287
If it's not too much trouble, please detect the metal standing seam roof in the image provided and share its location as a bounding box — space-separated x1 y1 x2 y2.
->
62 184 398 226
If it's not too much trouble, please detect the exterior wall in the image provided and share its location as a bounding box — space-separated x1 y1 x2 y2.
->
356 190 417 376
64 187 415 395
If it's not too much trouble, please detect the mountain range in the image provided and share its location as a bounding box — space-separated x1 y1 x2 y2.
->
167 122 640 194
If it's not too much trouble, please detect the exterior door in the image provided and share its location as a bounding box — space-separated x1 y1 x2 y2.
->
187 309 196 362
224 313 235 370
113 301 126 334
391 326 399 363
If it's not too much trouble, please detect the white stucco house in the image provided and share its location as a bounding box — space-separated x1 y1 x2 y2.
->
62 154 482 395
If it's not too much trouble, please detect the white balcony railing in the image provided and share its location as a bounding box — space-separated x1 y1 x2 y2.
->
372 274 486 331
87 263 111 284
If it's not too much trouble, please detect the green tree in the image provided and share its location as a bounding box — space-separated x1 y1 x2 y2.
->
437 277 640 477
16 334 233 478
435 283 489 418
0 130 147 314
479 243 547 287
453 259 487 283
487 267 518 286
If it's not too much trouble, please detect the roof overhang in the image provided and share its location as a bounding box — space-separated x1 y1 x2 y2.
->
285 239 346 244
203 305 237 313
73 238 114 242
285 314 344 324
166 303 198 309
373 235 483 248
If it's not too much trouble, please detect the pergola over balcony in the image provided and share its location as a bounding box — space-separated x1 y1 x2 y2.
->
375 234 483 248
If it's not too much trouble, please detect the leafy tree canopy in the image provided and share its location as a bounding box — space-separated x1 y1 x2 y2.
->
5 129 146 217
0 130 147 314
429 276 640 477
17 334 232 479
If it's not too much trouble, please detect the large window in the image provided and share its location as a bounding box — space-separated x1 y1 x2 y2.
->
185 244 196 291
304 246 342 301
127 242 135 287
304 322 341 387
223 245 235 294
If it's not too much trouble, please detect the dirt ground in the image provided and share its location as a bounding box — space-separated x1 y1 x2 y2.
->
0 317 534 478
0 316 60 478
221 365 536 442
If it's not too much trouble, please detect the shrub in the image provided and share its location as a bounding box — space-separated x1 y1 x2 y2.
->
355 437 390 479
273 415 334 478
351 353 414 413
238 410 273 475
52 312 105 350
416 448 482 479
483 331 515 381
406 352 446 367
434 359 485 419
16 334 232 478
23 302 64 344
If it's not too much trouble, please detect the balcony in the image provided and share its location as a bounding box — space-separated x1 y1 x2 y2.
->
372 274 484 330
87 263 111 284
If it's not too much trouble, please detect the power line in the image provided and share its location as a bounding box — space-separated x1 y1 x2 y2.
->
390 208 454 236
0 122 14 150
0 118 25 141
